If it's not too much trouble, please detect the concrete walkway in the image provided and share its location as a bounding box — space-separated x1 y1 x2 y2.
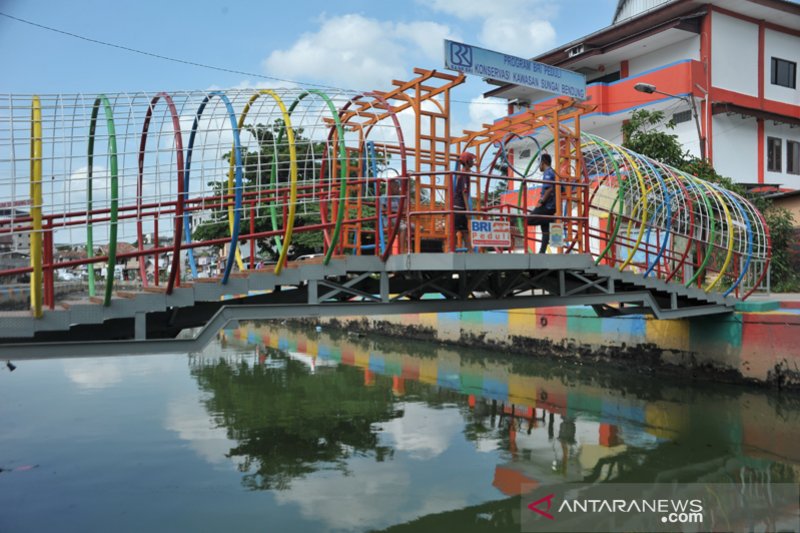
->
741 292 800 311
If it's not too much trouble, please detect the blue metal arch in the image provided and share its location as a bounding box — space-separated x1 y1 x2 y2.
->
714 186 754 296
638 157 673 278
183 91 243 284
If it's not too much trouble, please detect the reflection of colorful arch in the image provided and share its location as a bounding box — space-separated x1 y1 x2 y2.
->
183 91 243 285
137 93 185 293
86 95 119 305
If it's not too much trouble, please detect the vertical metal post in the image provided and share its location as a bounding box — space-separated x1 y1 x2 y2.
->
308 280 318 305
43 223 54 310
134 311 146 340
153 219 159 286
380 271 389 302
29 96 43 318
250 200 255 270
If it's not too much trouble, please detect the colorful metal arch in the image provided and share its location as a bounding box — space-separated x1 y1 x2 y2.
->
717 187 753 296
86 94 119 305
183 91 243 285
137 92 185 293
262 90 299 275
365 92 409 261
269 89 349 267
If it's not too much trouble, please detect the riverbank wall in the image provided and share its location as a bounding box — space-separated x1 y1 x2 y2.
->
315 301 800 389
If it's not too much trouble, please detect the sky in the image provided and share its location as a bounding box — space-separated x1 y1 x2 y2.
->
0 0 619 128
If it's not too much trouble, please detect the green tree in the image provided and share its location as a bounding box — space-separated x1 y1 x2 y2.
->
193 120 328 259
621 109 798 291
621 110 687 168
190 351 397 491
194 121 397 260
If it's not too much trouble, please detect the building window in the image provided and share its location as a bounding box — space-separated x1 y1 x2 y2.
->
788 141 800 175
771 57 797 89
768 137 782 172
672 110 692 125
589 71 621 84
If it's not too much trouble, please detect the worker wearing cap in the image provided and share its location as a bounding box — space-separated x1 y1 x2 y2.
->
454 152 475 240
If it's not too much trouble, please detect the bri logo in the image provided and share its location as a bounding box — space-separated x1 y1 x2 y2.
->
449 43 472 68
528 493 556 520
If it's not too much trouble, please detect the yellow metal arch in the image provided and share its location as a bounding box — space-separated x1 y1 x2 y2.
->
227 90 298 275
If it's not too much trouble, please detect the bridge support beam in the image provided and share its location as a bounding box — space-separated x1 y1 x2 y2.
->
308 280 318 305
380 272 389 303
135 311 147 340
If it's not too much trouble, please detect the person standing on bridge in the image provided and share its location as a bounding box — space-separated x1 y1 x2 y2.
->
454 151 475 248
527 153 557 254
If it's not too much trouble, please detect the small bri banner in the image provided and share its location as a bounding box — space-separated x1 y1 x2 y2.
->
471 220 511 247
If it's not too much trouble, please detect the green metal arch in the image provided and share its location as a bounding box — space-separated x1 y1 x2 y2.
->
86 95 119 306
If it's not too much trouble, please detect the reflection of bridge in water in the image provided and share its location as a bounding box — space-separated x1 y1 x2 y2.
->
0 69 770 347
203 322 799 530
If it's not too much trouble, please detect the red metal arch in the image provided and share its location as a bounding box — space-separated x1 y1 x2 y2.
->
137 92 185 294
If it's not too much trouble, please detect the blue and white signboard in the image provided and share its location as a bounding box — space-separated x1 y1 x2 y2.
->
471 220 511 248
444 39 586 100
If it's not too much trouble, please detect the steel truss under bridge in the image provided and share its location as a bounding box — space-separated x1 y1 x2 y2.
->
0 253 735 357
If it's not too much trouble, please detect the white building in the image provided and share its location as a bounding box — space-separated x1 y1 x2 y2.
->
486 0 800 189
0 206 31 253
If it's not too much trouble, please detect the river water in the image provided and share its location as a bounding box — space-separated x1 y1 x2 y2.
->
1 321 798 532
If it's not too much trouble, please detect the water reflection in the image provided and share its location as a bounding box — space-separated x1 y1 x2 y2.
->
190 354 396 491
193 321 800 530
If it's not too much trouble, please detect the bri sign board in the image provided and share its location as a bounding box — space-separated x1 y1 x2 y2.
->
471 220 511 248
444 39 587 99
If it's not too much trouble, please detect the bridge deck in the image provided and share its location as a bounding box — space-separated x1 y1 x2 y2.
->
0 253 735 355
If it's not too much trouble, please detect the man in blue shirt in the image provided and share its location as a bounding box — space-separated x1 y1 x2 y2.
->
454 152 475 239
527 153 557 253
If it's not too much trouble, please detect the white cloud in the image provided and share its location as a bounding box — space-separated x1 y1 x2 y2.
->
274 461 411 530
395 21 455 60
480 18 557 57
468 96 508 130
273 452 472 530
380 402 463 460
263 14 459 90
63 355 178 390
274 403 479 530
164 394 237 466
423 0 557 21
421 0 558 57
63 358 123 389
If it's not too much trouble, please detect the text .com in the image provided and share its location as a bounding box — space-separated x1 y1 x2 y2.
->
662 511 704 524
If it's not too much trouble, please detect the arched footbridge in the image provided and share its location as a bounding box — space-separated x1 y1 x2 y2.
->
0 69 770 351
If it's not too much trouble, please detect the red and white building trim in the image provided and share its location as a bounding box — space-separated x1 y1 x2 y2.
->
487 0 800 189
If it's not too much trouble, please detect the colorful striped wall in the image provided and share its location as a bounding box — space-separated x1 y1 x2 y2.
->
328 304 800 386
